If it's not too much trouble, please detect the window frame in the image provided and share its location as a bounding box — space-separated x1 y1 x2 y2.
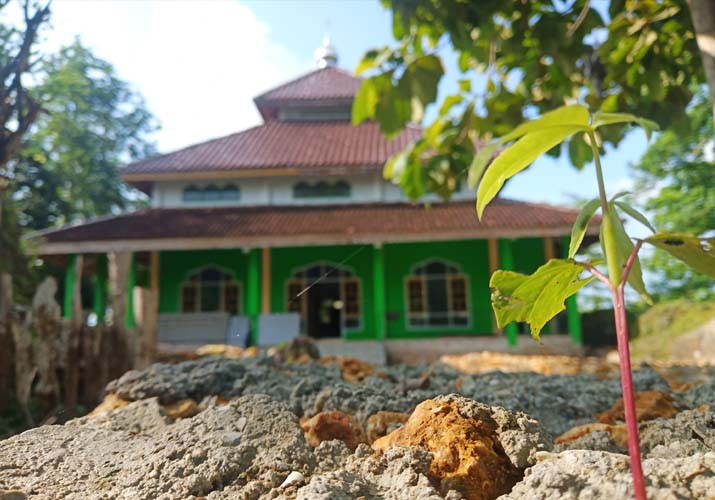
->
404 259 471 330
179 266 242 314
182 184 241 203
292 180 351 199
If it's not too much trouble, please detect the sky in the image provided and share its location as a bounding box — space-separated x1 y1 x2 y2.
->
3 0 652 235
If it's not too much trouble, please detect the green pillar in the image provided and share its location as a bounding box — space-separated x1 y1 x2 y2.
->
63 254 78 319
372 244 386 340
93 254 108 325
563 236 583 345
125 253 136 329
247 248 261 345
498 239 519 347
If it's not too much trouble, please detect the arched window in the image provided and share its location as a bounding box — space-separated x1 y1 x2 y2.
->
182 184 240 202
405 259 469 328
181 266 240 314
293 180 351 198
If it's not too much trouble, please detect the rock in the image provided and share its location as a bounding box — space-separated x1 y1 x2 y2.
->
301 411 368 451
555 422 628 448
497 450 715 500
319 356 386 383
372 395 521 500
271 336 320 363
366 411 409 443
597 390 678 424
638 407 715 458
279 470 305 489
87 392 129 416
74 397 170 435
489 405 553 468
0 492 27 500
195 343 245 358
163 398 198 419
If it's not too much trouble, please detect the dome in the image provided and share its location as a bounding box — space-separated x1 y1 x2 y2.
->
314 34 338 68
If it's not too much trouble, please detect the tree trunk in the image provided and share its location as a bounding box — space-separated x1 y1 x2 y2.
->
0 273 13 413
688 0 715 122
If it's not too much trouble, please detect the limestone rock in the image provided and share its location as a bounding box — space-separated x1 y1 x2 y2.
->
366 410 409 443
372 396 521 500
88 392 129 416
301 411 368 451
319 355 386 383
163 398 198 419
597 390 678 424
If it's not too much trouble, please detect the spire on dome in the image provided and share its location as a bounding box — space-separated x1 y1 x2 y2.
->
314 34 338 69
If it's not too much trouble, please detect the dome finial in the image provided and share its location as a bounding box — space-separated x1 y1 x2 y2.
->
314 31 338 69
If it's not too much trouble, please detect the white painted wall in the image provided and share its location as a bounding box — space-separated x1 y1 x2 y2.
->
151 172 474 208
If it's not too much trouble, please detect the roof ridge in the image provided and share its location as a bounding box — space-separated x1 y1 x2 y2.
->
253 66 359 103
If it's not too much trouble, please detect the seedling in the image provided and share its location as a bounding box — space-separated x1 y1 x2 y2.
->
472 105 715 500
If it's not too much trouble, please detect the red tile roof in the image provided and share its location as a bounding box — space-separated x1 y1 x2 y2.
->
38 199 596 253
253 67 362 104
121 121 423 176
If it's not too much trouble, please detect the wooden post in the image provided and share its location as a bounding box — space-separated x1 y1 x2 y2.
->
372 244 386 340
62 254 77 319
108 252 131 373
499 239 519 347
93 254 108 325
261 248 271 314
63 255 83 408
0 273 13 413
487 238 500 334
125 253 136 329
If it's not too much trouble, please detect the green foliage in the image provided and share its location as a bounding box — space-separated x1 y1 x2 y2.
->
13 39 157 231
490 259 593 339
632 92 715 300
569 198 601 259
645 233 715 278
354 0 703 199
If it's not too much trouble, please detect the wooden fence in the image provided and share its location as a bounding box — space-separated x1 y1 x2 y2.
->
0 252 157 425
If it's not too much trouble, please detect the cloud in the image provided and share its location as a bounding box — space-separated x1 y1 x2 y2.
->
39 0 312 151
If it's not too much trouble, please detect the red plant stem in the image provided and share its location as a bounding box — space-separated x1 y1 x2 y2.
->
611 285 647 500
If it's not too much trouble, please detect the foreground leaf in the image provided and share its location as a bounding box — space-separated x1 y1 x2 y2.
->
614 201 656 233
476 125 585 218
591 112 659 140
600 206 652 303
499 104 591 144
569 198 601 258
490 259 594 340
645 233 715 278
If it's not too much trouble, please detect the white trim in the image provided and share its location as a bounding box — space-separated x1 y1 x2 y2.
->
37 226 595 255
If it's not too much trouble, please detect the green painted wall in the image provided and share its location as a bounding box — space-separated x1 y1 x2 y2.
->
511 237 546 274
158 249 247 313
383 239 493 338
270 244 375 340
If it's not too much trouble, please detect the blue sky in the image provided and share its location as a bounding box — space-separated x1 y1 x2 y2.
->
4 0 651 225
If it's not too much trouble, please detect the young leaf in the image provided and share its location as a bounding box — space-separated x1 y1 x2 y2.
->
352 78 378 125
600 206 652 303
467 142 498 189
614 201 656 233
498 105 591 144
476 125 585 218
645 233 715 278
490 259 594 340
569 198 601 258
591 112 659 140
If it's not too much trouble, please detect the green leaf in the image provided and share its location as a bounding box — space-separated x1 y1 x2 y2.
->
467 142 498 189
591 112 659 140
383 150 408 180
610 191 631 202
498 105 591 144
439 94 463 116
351 79 378 125
401 54 444 108
614 201 656 233
458 79 471 92
645 233 715 278
490 259 594 340
569 198 601 258
476 124 585 218
600 206 652 303
355 49 380 75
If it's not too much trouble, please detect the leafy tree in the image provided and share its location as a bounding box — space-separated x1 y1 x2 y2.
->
353 0 711 199
13 40 158 231
632 91 715 300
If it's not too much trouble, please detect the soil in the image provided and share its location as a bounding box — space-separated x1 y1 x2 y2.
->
1 350 714 499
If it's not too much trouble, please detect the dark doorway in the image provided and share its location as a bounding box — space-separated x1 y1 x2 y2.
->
306 282 342 338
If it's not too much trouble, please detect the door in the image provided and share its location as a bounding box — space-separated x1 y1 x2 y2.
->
307 282 341 338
